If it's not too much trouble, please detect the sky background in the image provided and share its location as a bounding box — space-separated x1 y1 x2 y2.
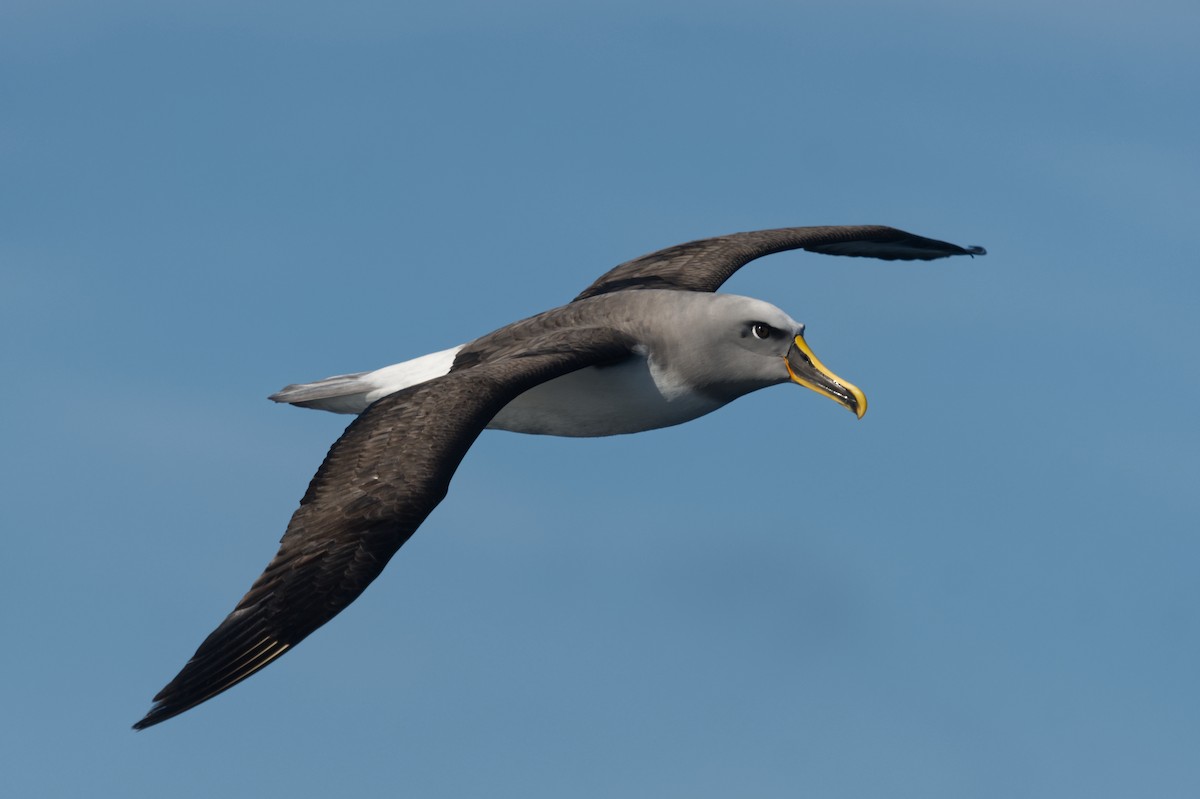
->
3 2 1198 797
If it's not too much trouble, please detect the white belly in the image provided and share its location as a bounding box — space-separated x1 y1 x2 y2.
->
488 355 725 437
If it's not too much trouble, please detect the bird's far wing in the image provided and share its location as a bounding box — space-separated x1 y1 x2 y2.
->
572 225 986 301
134 326 634 730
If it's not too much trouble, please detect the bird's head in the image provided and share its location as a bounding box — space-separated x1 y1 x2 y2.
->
669 293 866 418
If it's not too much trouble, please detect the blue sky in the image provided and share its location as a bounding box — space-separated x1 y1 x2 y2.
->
3 2 1198 797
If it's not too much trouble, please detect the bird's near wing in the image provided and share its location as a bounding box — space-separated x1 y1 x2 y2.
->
573 225 986 301
134 326 635 730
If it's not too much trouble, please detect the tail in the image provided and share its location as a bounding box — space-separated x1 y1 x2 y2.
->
269 344 465 415
269 372 376 414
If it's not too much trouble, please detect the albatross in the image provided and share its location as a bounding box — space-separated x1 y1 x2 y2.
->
134 224 984 729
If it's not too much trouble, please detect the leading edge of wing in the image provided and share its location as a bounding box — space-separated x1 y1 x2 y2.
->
572 224 986 301
133 326 635 730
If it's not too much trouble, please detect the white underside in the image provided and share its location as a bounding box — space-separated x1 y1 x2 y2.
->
271 345 727 437
488 354 724 436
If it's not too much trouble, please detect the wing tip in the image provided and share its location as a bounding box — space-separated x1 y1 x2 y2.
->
132 695 189 730
131 709 166 731
131 638 292 731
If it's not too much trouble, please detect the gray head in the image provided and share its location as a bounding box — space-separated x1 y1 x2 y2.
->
633 292 867 417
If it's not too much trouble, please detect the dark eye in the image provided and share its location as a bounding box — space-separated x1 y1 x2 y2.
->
751 322 773 340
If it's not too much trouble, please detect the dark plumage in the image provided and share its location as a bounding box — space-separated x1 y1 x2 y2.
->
573 225 985 300
134 328 634 730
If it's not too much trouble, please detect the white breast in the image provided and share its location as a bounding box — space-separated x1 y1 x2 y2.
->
488 352 726 437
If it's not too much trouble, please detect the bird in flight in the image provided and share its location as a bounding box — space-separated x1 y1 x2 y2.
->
134 224 984 729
